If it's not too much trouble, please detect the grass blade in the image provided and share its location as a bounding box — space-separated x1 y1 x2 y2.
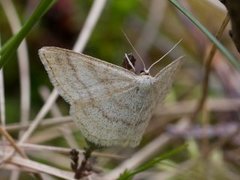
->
117 144 187 180
169 0 240 70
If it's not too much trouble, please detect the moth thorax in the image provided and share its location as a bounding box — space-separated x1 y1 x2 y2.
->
138 75 154 87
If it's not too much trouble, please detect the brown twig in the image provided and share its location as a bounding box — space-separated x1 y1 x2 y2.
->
191 14 230 120
191 15 230 157
190 14 230 157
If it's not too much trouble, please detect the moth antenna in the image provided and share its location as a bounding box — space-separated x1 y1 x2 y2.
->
147 39 182 73
122 30 147 73
124 53 136 72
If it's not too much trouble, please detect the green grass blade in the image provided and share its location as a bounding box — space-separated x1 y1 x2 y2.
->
169 0 240 70
117 144 187 180
0 0 57 68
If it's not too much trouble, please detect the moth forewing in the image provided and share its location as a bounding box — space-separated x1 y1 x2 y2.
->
154 57 183 79
39 47 137 103
153 58 183 102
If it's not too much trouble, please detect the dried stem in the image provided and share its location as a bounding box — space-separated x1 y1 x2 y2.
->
190 14 230 158
5 116 72 132
73 0 107 52
0 70 5 129
0 143 124 159
191 14 230 120
39 86 79 149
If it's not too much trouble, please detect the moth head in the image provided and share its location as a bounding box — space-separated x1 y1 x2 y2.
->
122 31 182 76
124 40 182 76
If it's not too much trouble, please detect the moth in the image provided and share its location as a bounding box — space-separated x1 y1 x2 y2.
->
39 45 183 147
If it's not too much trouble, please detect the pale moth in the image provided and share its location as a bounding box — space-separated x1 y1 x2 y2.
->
38 42 183 147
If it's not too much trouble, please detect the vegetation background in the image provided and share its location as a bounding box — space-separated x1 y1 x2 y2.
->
0 0 240 179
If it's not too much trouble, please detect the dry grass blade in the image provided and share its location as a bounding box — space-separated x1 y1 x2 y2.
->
39 86 62 117
0 70 5 129
5 116 72 132
8 155 74 179
19 89 59 144
73 0 107 52
155 98 240 118
39 86 79 149
19 143 124 159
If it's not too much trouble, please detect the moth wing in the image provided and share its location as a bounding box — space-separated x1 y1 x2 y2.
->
70 82 157 147
39 47 137 103
153 58 183 102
